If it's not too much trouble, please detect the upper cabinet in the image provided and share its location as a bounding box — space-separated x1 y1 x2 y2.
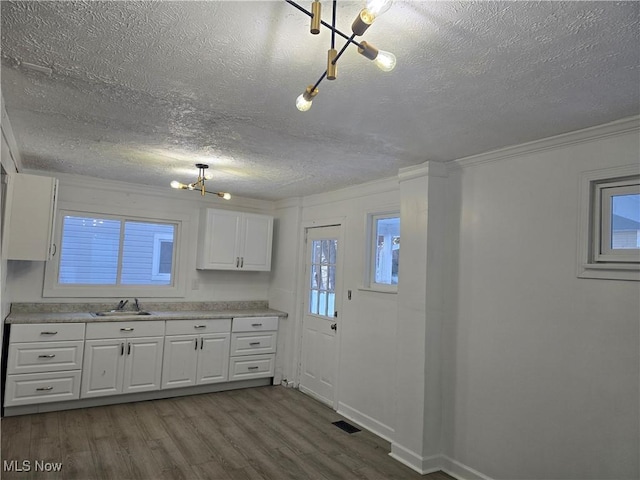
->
3 173 58 261
196 208 273 271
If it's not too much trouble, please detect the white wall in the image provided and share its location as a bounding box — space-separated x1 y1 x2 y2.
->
6 172 274 304
295 178 401 439
445 125 640 479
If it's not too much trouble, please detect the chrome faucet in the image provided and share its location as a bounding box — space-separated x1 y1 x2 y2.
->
134 298 141 312
115 299 128 311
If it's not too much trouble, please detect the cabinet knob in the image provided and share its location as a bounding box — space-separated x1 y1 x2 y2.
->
40 331 58 335
120 327 134 332
248 366 259 371
194 325 206 329
38 354 56 358
249 342 261 346
36 386 54 391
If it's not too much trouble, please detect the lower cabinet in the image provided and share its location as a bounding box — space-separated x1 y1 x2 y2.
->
81 321 165 399
229 316 278 380
162 319 231 389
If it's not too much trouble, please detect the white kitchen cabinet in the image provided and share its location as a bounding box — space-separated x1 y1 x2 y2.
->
196 208 273 271
81 321 165 398
4 323 85 407
229 316 277 381
3 173 58 261
161 319 231 389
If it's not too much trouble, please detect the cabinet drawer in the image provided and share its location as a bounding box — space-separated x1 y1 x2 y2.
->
232 316 278 333
10 323 85 343
4 371 81 407
7 341 84 374
231 332 277 356
86 321 164 339
228 354 275 381
165 319 231 336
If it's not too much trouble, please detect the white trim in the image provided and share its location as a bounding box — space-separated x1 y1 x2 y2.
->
29 170 275 214
336 401 395 443
1 94 23 172
440 455 495 480
577 164 640 281
388 443 443 474
302 176 399 208
398 160 448 181
454 115 640 169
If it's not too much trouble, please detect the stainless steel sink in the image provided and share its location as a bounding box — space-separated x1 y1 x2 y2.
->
90 311 152 317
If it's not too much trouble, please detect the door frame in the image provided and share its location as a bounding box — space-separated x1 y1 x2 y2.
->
293 217 345 410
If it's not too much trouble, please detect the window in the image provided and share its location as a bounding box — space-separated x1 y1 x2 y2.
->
367 213 400 291
578 166 640 281
44 207 186 297
58 215 176 286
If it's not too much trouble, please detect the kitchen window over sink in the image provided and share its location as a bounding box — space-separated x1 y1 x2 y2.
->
44 209 186 297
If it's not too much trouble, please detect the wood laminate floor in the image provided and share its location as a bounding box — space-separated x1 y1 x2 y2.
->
1 386 455 480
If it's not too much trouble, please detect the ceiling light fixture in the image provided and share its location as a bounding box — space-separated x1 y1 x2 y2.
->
170 163 231 200
286 0 396 111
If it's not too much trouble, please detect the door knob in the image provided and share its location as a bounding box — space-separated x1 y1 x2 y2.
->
330 323 337 331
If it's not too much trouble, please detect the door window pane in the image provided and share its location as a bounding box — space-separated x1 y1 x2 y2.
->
308 238 338 317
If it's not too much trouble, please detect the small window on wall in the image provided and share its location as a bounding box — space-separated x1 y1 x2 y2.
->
368 213 400 290
578 166 640 281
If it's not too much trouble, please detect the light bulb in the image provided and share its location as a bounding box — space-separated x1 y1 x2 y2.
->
296 93 313 112
204 172 214 180
170 180 184 189
360 0 392 24
374 50 396 72
222 193 231 200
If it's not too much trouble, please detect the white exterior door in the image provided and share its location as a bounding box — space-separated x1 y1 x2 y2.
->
299 225 342 408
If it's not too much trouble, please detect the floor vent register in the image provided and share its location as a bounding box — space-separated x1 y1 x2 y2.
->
332 420 361 434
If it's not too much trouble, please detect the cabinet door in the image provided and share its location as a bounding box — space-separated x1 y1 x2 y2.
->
240 214 273 271
197 209 242 269
196 333 230 385
161 335 198 389
4 173 58 261
122 337 164 394
81 339 125 398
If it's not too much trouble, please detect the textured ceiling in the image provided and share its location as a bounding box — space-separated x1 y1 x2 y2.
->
1 1 638 200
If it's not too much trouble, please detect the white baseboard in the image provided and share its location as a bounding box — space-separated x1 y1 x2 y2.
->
440 455 495 480
336 401 395 443
387 444 495 480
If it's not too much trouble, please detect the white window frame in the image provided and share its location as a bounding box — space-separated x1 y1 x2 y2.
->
363 211 400 293
577 165 640 281
151 233 174 282
44 203 188 297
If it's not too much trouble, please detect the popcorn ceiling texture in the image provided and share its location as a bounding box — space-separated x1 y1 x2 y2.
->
1 1 638 200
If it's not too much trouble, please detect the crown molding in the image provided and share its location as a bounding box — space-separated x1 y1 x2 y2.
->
25 169 275 213
398 161 448 182
1 93 23 173
302 175 399 208
454 115 640 169
275 197 303 209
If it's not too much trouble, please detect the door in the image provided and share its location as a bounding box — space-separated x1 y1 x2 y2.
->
198 209 242 269
161 335 198 389
81 339 124 398
299 225 342 407
122 337 164 394
196 333 230 384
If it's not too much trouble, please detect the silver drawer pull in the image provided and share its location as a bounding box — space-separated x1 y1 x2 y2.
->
249 342 261 346
251 323 263 327
40 331 58 335
120 327 135 332
36 386 53 391
194 325 206 329
247 366 259 370
38 354 56 358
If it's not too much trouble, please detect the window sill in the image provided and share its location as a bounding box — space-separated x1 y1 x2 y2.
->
358 286 398 294
578 263 640 281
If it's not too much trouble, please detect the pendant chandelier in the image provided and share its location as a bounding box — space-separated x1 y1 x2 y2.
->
287 0 396 111
170 163 231 200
